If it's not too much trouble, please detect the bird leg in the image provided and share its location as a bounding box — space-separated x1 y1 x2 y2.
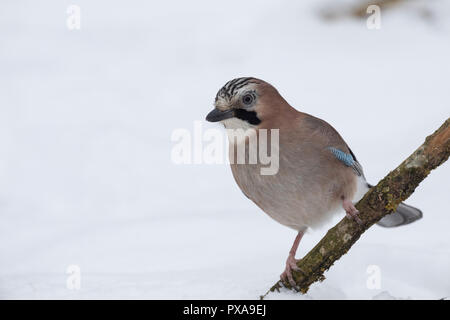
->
280 230 305 287
343 198 363 226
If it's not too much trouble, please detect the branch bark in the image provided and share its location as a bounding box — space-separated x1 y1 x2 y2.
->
261 118 450 299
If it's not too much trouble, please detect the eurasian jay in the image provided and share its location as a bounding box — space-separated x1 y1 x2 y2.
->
206 77 422 286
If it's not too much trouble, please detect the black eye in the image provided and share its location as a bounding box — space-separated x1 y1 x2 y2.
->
242 94 254 106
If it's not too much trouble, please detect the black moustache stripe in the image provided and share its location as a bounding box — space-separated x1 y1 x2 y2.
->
234 109 261 125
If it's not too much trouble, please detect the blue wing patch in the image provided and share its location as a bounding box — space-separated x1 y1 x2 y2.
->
328 147 354 166
327 147 364 176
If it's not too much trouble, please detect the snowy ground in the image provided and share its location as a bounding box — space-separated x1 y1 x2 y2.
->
0 0 449 299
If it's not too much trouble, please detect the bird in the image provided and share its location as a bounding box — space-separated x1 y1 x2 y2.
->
205 77 423 286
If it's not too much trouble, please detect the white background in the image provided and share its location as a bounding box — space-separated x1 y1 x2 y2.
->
0 0 449 299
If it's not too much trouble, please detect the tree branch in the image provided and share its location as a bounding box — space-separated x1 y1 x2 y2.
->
261 118 450 299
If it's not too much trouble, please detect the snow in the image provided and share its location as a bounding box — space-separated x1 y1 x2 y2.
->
0 0 449 299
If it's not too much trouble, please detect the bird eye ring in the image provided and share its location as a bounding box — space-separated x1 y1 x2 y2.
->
242 93 254 106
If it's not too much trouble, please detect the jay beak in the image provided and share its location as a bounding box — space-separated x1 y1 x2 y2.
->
206 77 423 288
205 108 234 122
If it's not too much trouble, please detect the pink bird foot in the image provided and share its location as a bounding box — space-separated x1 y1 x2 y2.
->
343 199 364 226
280 254 304 287
280 230 305 287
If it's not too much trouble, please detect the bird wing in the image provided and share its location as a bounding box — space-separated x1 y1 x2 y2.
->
301 114 365 177
327 146 364 177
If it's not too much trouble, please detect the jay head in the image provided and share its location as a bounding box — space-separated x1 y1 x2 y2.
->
206 77 423 287
206 77 289 176
206 77 285 129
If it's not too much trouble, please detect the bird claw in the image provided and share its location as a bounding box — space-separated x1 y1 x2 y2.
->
280 255 304 288
346 210 363 226
281 271 297 287
343 200 364 226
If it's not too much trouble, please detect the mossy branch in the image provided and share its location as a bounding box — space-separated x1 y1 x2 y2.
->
261 118 450 299
321 0 409 21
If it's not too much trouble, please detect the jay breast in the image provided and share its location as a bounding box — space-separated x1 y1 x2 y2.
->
230 141 358 231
